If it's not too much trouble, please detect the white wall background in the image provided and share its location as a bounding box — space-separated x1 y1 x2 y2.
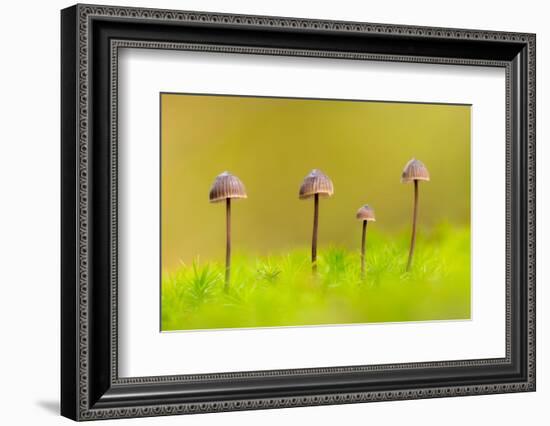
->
0 0 546 424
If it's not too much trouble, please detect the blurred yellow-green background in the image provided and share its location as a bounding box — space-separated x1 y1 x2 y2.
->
161 93 470 273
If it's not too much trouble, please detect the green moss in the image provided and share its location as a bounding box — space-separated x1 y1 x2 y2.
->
161 225 470 331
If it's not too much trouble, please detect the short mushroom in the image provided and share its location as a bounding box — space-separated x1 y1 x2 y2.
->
299 169 334 273
356 205 376 279
401 159 430 272
209 171 247 290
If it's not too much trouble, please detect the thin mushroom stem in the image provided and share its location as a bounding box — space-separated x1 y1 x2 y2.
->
311 193 319 273
225 198 231 290
406 180 419 272
361 220 367 279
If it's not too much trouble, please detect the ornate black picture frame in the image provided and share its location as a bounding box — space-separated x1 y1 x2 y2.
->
61 3 536 421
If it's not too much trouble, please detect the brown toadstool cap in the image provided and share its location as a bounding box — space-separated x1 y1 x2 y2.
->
401 159 430 183
356 205 376 222
209 171 248 203
299 169 334 199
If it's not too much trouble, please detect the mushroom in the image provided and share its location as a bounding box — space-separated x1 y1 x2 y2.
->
356 205 376 279
209 171 247 290
401 159 430 271
299 169 334 273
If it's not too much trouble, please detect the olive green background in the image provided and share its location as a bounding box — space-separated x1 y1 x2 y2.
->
161 93 470 273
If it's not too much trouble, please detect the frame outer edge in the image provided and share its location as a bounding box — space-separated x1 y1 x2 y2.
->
527 34 536 390
61 4 80 422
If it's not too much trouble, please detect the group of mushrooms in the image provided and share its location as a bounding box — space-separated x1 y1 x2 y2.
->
209 159 430 289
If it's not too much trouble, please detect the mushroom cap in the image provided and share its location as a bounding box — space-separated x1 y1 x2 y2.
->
401 158 430 183
299 169 334 199
356 205 376 222
209 171 248 203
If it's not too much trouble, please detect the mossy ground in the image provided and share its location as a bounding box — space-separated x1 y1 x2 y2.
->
161 224 470 331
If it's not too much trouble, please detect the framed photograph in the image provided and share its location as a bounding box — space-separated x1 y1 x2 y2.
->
61 4 536 421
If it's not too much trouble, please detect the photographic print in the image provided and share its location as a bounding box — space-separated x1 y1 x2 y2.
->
160 93 471 331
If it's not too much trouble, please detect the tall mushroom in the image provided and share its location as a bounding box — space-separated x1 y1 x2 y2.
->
356 205 376 279
209 171 247 290
401 159 430 272
299 169 334 273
